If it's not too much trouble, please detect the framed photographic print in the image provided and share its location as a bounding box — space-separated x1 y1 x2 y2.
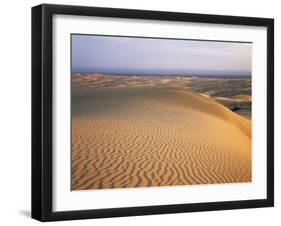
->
32 4 274 221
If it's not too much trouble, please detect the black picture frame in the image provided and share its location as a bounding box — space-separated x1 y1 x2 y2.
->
32 4 274 222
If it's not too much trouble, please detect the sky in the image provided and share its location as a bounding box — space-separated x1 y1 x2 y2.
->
71 34 252 76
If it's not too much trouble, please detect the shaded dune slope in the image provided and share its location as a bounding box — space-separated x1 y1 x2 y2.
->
71 87 251 190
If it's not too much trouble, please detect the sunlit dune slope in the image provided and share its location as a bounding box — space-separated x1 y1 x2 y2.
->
72 87 251 190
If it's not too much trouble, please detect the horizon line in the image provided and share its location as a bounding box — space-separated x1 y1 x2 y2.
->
71 71 252 77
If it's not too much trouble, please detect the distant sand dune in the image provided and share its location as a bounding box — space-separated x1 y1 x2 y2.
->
71 73 192 89
213 95 252 103
72 87 251 190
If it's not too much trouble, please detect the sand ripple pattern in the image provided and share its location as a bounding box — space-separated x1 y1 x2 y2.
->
71 88 251 190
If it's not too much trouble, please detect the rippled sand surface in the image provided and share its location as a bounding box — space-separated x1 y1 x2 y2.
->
71 74 251 190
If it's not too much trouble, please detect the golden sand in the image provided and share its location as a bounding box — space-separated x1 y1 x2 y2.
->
71 86 251 190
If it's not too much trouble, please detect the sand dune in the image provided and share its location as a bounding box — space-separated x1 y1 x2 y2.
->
72 73 252 119
71 87 251 190
214 95 251 103
72 73 192 89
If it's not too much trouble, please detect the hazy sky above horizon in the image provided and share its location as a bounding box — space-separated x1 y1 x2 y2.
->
72 34 252 76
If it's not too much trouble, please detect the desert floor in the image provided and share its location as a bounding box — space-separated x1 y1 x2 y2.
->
71 74 251 190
